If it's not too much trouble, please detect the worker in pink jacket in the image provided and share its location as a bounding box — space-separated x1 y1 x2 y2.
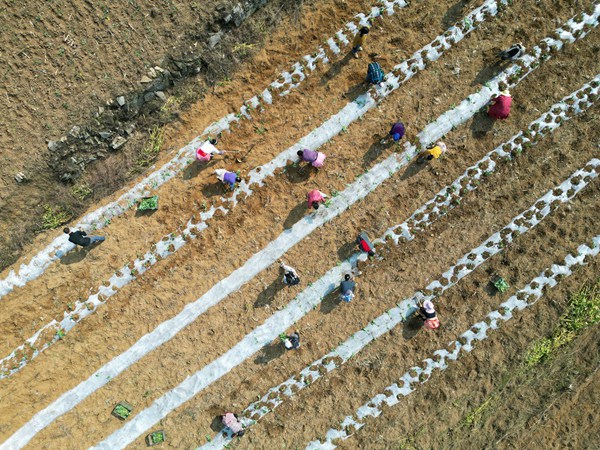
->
196 139 223 163
488 90 512 120
307 189 327 210
221 412 245 437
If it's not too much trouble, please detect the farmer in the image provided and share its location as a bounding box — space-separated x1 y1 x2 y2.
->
280 261 300 286
215 169 241 189
283 331 301 350
307 189 327 210
356 231 375 256
195 138 223 163
380 121 405 145
351 26 369 58
488 90 512 120
366 61 385 86
498 43 525 61
297 149 326 168
340 274 356 303
63 228 105 247
221 412 245 437
417 299 441 330
417 141 447 163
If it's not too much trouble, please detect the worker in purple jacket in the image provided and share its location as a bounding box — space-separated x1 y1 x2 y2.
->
297 149 326 168
380 121 405 145
215 169 241 189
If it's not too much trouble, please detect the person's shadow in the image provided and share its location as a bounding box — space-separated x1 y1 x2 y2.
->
363 133 388 167
337 241 356 261
202 181 230 198
254 340 286 365
254 277 285 308
442 0 468 28
321 53 353 85
183 160 214 180
400 158 428 180
470 109 495 138
59 248 89 265
344 82 368 102
284 201 308 229
210 415 224 433
284 162 312 184
402 312 423 340
320 289 342 314
471 59 504 87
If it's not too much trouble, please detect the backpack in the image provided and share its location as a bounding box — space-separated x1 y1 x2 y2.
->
341 290 355 303
366 62 384 85
285 273 300 286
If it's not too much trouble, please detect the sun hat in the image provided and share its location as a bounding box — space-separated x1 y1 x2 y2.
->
423 299 435 314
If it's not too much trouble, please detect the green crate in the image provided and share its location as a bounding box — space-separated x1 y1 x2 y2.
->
138 196 159 211
146 430 166 446
493 276 509 293
111 402 133 420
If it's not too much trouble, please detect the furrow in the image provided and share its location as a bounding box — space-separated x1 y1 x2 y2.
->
0 0 409 301
306 233 600 448
202 159 600 449
0 0 520 380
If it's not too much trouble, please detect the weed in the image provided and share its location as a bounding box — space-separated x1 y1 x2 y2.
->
462 394 498 427
233 42 256 57
41 205 73 230
525 278 600 366
131 126 164 173
71 182 93 201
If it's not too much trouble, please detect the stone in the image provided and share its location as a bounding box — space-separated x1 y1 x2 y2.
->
209 31 224 48
99 131 112 140
48 140 64 152
116 96 126 107
14 172 26 183
69 125 81 137
140 76 152 83
154 66 164 74
147 67 157 78
98 106 105 115
125 124 136 135
110 136 128 150
144 92 155 102
155 91 167 101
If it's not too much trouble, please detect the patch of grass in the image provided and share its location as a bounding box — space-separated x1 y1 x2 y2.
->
131 126 164 173
525 278 600 366
71 182 93 201
41 205 73 230
462 394 498 427
233 42 255 57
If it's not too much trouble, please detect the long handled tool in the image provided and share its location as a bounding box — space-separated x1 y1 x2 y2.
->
235 144 256 163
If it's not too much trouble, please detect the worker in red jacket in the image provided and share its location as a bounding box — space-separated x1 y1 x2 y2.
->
356 231 375 257
488 90 512 120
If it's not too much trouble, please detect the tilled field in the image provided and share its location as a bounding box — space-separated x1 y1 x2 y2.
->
0 0 599 449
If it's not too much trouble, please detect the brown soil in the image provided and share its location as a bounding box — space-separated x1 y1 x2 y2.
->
0 0 599 448
0 0 304 270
